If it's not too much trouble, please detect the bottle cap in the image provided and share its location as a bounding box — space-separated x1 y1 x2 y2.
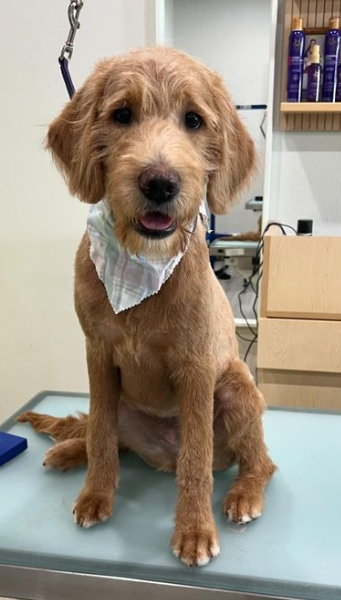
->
330 17 339 29
311 44 320 64
297 220 313 235
292 17 303 30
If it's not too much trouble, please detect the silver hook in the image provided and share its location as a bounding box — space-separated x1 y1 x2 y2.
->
60 0 84 62
68 0 84 31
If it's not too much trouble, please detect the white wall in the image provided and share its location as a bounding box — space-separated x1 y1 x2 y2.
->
269 0 341 235
170 0 272 234
0 1 145 421
270 132 341 234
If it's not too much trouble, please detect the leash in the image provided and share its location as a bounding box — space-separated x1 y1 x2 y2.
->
59 0 84 99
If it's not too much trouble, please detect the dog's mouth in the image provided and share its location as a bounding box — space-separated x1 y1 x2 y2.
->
135 212 176 239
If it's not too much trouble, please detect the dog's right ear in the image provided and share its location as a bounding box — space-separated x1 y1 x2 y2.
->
206 72 256 215
47 65 108 203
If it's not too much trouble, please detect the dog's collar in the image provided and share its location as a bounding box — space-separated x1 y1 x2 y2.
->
87 198 208 314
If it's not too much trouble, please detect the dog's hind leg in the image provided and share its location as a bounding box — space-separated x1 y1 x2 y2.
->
215 360 276 524
43 438 87 471
18 406 179 473
18 411 89 470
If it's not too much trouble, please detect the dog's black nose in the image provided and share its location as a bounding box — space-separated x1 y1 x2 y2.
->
139 166 180 204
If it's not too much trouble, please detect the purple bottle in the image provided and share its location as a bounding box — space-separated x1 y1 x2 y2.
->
287 17 305 102
322 17 341 102
336 61 341 101
307 45 322 101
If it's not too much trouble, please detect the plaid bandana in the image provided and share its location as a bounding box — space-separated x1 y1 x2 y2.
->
87 198 207 314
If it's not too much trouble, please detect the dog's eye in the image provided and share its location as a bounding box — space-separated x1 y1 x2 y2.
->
112 107 132 125
185 112 202 130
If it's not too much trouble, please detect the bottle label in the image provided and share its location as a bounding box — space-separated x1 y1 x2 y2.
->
322 32 341 101
307 65 321 101
287 32 305 101
287 58 304 100
323 59 338 98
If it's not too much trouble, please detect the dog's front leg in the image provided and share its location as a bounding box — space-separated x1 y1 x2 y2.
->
171 362 220 567
73 340 120 528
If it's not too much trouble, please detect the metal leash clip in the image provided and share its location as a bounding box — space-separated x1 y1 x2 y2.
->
59 0 84 99
59 0 84 62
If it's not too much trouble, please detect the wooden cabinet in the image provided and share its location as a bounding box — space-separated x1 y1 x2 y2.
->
258 318 341 373
261 232 341 320
258 228 341 410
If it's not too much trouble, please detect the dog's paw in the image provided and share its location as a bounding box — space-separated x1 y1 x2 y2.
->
43 439 86 471
171 526 220 567
73 489 113 528
224 488 263 524
43 446 67 471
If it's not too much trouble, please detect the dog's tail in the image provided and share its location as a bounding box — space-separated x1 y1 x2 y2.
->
17 411 88 471
17 411 87 442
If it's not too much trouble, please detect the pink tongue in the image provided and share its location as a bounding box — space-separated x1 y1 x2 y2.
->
139 212 173 231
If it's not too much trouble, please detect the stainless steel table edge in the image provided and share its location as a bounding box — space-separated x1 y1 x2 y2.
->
1 562 341 600
0 564 302 600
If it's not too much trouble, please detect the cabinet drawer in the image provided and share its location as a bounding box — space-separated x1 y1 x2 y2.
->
258 370 341 411
257 318 341 373
261 236 341 320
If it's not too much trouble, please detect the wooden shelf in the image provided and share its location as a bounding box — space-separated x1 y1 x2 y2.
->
281 102 341 114
281 0 341 131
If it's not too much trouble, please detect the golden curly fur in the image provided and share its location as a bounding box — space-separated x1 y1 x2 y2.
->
19 46 275 568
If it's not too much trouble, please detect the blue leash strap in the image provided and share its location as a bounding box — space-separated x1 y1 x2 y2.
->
59 1 84 99
59 57 75 99
235 104 267 110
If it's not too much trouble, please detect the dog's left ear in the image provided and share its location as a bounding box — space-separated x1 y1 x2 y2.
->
206 74 256 215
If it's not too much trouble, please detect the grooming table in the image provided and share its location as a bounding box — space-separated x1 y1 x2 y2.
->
1 392 341 600
209 240 258 256
245 198 263 211
209 241 258 282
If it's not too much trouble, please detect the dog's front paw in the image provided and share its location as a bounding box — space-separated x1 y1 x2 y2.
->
171 526 220 567
224 487 263 524
73 489 113 528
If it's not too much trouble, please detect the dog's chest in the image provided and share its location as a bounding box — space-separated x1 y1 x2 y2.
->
99 317 171 361
113 325 172 377
100 318 178 416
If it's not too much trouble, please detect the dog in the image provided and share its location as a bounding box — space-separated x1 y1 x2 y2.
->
19 46 275 567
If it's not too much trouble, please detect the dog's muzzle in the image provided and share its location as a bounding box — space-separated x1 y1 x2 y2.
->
139 165 180 204
136 166 180 238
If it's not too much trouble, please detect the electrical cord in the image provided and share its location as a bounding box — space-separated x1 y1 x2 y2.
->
236 330 254 343
238 222 297 364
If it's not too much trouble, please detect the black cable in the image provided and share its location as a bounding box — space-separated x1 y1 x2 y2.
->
252 266 263 323
242 266 263 361
244 334 258 363
237 240 263 337
276 223 298 235
238 286 257 337
239 222 298 364
236 330 254 343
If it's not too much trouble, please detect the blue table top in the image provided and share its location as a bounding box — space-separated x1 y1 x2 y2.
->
1 392 341 599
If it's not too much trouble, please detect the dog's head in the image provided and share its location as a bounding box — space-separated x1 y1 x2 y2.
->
48 47 255 258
